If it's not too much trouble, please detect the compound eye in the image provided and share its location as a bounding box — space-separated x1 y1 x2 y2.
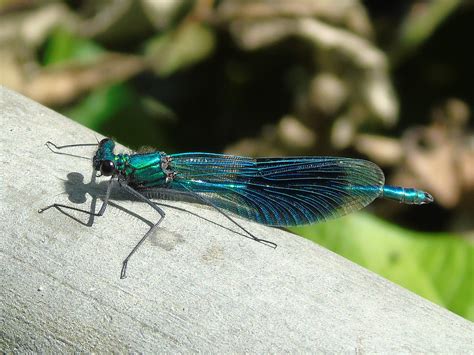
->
100 160 115 176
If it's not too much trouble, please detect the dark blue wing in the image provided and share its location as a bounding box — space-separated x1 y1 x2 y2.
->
164 153 385 226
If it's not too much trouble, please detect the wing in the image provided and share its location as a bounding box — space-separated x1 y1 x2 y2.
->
163 153 385 226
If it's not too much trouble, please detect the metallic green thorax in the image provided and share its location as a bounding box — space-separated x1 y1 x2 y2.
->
93 139 169 188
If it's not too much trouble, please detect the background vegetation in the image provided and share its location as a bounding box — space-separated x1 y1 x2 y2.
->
1 0 472 320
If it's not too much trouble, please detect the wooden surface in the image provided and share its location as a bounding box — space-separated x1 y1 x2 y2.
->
1 86 472 352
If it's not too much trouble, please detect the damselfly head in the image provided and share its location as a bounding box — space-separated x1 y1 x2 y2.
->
98 138 113 148
93 138 117 176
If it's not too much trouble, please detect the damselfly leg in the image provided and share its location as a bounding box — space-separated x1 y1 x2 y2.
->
39 141 110 218
38 177 114 218
39 141 167 278
40 140 276 278
178 183 277 249
117 181 165 279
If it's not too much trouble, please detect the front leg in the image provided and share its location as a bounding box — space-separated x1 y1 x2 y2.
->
38 177 115 218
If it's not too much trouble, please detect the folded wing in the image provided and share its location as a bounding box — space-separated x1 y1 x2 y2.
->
165 153 385 226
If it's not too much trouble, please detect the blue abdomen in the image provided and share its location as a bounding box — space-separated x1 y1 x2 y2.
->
382 185 433 205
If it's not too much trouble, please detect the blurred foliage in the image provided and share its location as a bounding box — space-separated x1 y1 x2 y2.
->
291 213 474 321
42 28 104 65
0 0 472 320
389 0 462 65
145 22 215 76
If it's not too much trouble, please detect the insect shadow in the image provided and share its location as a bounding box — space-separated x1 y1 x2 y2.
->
54 170 256 242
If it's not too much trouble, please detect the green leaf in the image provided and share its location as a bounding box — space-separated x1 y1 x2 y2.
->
391 0 462 65
290 213 474 321
65 84 132 130
42 28 104 66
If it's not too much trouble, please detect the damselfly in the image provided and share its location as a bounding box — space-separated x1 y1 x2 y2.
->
39 138 433 278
